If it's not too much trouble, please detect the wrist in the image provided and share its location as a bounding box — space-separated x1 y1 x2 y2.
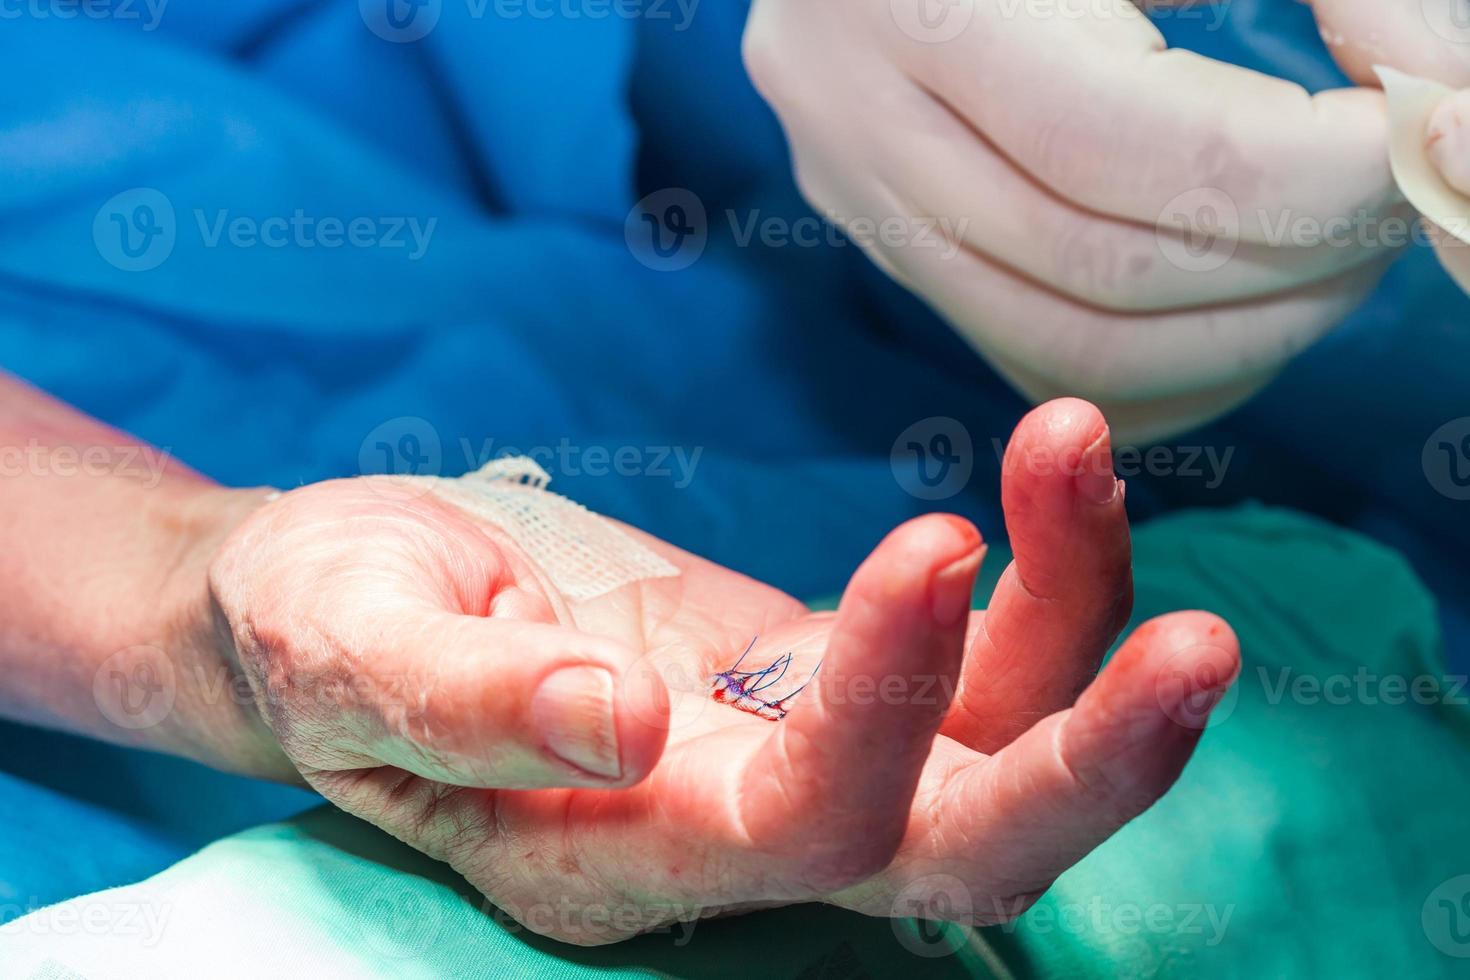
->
140 483 301 781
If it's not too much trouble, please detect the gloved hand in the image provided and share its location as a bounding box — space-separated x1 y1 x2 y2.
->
1377 72 1470 293
207 398 1238 944
1310 0 1470 89
1424 88 1470 288
740 0 1463 440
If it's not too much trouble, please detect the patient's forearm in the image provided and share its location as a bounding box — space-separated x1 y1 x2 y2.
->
0 372 288 776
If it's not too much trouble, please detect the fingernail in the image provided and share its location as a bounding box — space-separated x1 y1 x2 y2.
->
1076 428 1120 506
532 666 621 780
932 545 984 627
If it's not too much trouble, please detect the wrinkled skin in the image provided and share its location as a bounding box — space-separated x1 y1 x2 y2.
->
208 398 1239 945
742 0 1470 440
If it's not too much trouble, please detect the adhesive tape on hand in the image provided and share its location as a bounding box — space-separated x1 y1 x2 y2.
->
426 457 679 602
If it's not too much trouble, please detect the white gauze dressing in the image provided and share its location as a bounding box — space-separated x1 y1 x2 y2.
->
424 457 679 601
1379 66 1470 292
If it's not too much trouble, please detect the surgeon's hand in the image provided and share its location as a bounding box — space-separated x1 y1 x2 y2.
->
741 0 1424 440
1425 89 1470 289
210 397 1237 945
1311 0 1470 90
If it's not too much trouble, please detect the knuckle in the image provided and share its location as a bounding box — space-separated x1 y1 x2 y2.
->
740 19 788 104
1068 758 1159 824
1052 721 1146 824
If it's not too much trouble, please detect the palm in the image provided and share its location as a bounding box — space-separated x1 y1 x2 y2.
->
321 539 873 927
268 401 1238 946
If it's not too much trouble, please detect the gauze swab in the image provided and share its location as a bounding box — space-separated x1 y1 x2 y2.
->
1380 66 1470 292
423 457 679 601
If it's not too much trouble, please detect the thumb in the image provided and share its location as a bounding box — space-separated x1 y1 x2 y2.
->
1425 91 1470 289
1427 89 1470 194
296 609 670 790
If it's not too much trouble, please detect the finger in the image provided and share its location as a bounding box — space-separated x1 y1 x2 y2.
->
1427 89 1470 196
943 399 1131 753
864 77 1391 312
860 180 1393 403
739 514 984 892
885 0 1400 238
946 611 1239 908
986 348 1278 445
1310 0 1470 88
302 611 670 790
1379 70 1470 294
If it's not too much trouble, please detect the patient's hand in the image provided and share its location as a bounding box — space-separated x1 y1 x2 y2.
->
207 398 1238 945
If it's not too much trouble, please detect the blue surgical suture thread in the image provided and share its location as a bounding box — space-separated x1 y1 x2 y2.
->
710 636 822 721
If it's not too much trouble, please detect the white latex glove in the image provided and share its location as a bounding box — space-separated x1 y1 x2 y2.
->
742 0 1466 440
